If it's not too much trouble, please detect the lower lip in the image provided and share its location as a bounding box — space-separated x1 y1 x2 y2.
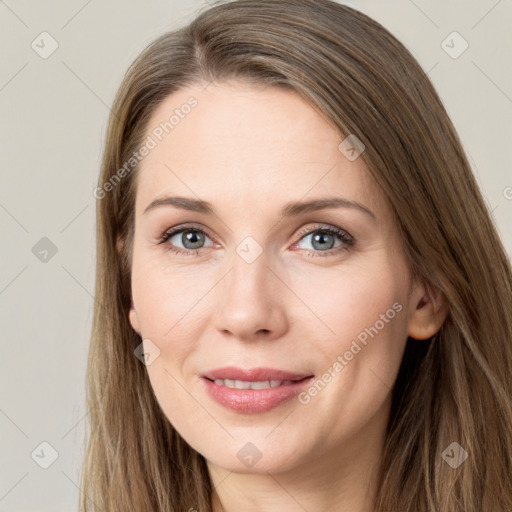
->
201 376 314 414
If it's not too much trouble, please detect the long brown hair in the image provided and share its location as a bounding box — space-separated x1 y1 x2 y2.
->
81 1 512 510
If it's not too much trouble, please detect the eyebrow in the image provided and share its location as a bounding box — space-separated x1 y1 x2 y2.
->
143 195 376 221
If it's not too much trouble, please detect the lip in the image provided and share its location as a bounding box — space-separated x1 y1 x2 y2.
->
200 366 314 414
201 366 312 382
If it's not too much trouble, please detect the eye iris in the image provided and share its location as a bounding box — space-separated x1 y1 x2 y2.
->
182 230 204 249
312 232 335 250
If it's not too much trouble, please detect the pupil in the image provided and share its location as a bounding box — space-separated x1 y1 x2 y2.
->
184 230 204 249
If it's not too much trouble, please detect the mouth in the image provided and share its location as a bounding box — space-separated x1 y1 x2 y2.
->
200 367 315 414
200 366 313 382
203 377 310 389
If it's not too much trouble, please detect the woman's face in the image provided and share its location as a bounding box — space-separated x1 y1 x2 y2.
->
128 81 429 475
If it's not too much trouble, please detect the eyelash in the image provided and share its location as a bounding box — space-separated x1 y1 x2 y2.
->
157 223 355 258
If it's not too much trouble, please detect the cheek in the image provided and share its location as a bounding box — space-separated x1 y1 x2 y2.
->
291 255 408 337
144 360 210 446
285 260 409 448
130 253 209 432
131 246 212 339
129 251 211 407
291 256 410 392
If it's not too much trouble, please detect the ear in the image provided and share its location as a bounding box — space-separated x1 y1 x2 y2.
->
407 278 448 340
117 234 141 336
116 234 124 254
129 297 141 336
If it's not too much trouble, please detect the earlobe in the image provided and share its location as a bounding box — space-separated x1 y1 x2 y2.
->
407 281 449 340
116 235 124 254
128 297 141 336
119 235 140 334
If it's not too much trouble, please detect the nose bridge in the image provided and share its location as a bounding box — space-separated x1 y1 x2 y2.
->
227 240 273 302
212 238 287 339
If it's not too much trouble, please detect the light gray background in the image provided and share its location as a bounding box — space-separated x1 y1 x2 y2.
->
1 1 511 510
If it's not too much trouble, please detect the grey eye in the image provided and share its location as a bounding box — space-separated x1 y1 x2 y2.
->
168 229 213 250
297 231 343 251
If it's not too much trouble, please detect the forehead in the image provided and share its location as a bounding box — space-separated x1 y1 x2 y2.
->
135 81 386 220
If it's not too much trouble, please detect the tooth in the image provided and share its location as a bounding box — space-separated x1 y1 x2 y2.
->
212 379 294 389
249 380 270 389
234 379 251 389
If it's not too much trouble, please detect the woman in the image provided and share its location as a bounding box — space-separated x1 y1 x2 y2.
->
82 0 512 510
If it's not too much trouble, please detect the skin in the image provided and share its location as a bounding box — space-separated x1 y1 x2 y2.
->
127 81 447 512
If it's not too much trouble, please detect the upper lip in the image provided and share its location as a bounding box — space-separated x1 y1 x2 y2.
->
201 367 314 382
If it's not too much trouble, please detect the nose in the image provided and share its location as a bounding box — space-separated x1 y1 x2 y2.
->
212 250 289 342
